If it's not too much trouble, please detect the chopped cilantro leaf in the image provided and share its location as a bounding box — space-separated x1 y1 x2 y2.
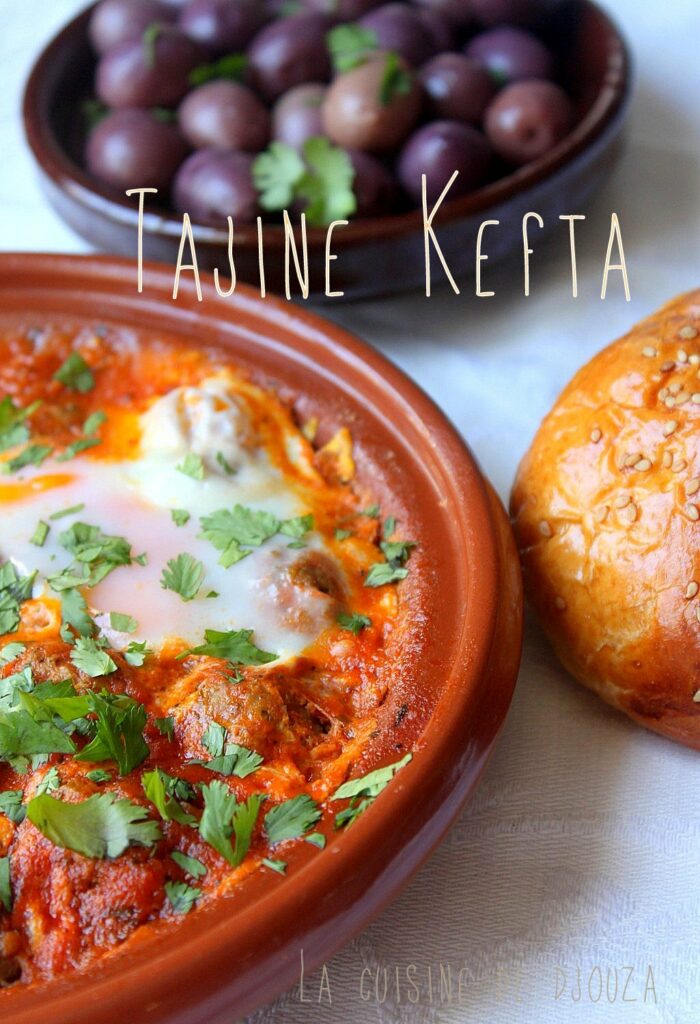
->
335 528 352 541
4 444 52 473
253 141 306 211
327 23 378 72
199 781 263 868
362 504 380 518
337 611 371 635
262 857 287 874
0 790 25 824
297 136 356 227
60 587 95 639
57 521 133 586
30 520 50 547
0 705 76 766
199 506 313 568
0 395 40 453
35 766 60 795
83 410 107 435
264 794 321 845
124 640 150 667
171 508 191 527
201 722 263 778
53 352 95 393
176 452 205 480
384 516 396 536
76 692 149 775
165 879 201 914
56 436 101 462
142 768 196 826
216 451 236 475
49 503 85 521
189 52 247 86
379 51 412 105
332 753 412 829
154 716 175 740
161 553 205 602
178 628 277 667
0 642 25 667
109 611 137 634
70 637 117 677
26 792 161 858
0 562 36 637
86 768 112 784
0 856 11 912
172 850 206 879
365 537 415 588
305 831 326 849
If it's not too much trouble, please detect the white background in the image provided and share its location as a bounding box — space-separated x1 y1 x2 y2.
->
3 2 700 1022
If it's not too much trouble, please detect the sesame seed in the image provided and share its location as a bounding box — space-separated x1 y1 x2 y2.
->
672 457 688 473
678 349 689 363
686 582 699 599
554 596 567 611
663 420 678 437
686 503 700 521
676 391 691 404
670 382 682 395
590 428 602 443
659 387 669 400
595 505 609 522
679 325 698 340
625 503 638 522
690 354 700 366
660 360 675 372
614 494 631 509
662 451 673 468
664 396 677 408
642 346 657 358
692 393 700 403
539 520 553 538
625 452 642 467
687 478 700 496
635 458 652 472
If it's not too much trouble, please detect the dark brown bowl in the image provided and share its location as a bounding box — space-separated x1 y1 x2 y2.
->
0 252 522 1023
22 2 631 300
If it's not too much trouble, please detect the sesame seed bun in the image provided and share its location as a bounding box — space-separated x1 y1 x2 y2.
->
511 291 700 748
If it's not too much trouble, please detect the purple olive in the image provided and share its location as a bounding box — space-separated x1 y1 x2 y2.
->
178 0 265 54
89 0 175 54
420 53 495 124
95 26 206 108
398 120 492 204
178 80 270 151
465 27 553 84
173 149 258 222
272 83 326 150
322 54 422 153
248 13 332 102
484 79 573 164
346 149 398 216
469 0 541 27
302 0 383 16
414 9 456 54
409 0 472 28
359 3 436 66
86 108 188 191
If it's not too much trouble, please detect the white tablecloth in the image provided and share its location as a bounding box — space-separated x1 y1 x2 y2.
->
3 3 700 1021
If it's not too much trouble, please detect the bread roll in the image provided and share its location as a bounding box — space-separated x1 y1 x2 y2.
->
511 291 700 748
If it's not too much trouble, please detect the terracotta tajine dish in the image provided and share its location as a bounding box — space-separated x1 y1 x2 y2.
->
22 1 630 299
0 253 522 1023
511 291 700 749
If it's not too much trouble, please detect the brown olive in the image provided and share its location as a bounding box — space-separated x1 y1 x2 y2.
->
321 54 422 154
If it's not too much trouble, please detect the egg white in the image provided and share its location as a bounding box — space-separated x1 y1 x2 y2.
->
1 384 335 660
